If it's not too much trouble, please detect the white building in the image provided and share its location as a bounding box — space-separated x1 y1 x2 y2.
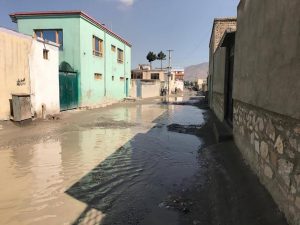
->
0 27 59 120
29 37 60 118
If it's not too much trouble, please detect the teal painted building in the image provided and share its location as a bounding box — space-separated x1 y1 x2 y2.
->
10 11 131 109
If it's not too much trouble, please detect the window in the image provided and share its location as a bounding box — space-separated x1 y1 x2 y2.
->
35 29 63 50
131 72 142 79
112 76 115 81
151 73 160 80
120 77 124 81
117 48 124 63
94 73 102 80
111 45 116 52
93 36 103 57
43 49 49 60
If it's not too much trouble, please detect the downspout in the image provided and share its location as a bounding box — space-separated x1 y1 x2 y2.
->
124 43 126 95
104 31 107 96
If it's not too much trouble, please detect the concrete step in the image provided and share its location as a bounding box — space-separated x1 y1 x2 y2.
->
213 121 233 143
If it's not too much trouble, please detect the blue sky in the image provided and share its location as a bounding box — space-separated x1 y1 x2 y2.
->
0 0 239 68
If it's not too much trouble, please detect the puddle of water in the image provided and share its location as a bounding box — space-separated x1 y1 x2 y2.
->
156 105 205 126
0 103 205 225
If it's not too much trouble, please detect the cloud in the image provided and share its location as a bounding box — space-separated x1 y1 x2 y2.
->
119 0 135 7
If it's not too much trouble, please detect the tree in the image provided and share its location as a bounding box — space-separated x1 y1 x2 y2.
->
146 51 157 69
157 51 166 70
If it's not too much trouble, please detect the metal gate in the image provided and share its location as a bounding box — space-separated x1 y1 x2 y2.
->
136 79 142 98
59 72 78 111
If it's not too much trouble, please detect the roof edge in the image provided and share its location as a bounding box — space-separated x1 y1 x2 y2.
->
9 10 132 47
209 17 237 49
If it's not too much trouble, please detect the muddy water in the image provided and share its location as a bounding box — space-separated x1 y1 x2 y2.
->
0 103 205 225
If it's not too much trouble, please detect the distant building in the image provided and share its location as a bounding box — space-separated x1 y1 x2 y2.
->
10 11 132 110
170 68 184 93
130 65 184 97
172 68 184 81
208 17 237 113
197 79 207 92
0 27 59 120
130 65 164 98
131 64 165 81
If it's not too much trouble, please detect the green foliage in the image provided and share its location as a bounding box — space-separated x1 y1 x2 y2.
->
157 51 166 61
146 51 157 68
157 51 166 70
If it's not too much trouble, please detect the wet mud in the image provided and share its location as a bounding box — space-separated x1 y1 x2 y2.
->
0 96 288 225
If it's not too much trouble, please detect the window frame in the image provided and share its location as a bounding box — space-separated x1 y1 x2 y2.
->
34 29 63 50
94 73 103 80
111 45 116 52
93 35 104 57
43 49 49 60
151 73 160 80
117 48 124 63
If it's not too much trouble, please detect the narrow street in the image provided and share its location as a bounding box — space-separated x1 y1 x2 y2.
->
0 95 288 225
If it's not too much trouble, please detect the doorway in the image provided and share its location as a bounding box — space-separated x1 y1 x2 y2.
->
224 45 234 126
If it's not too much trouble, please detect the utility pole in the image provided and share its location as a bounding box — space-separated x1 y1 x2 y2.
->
166 50 174 96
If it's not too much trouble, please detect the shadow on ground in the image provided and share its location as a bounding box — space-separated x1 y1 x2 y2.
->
66 102 288 225
66 107 203 225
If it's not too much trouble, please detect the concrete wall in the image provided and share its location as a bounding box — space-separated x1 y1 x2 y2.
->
212 48 226 94
130 80 161 99
211 47 227 121
29 39 60 118
141 80 161 98
130 80 137 98
233 1 300 224
0 28 32 120
79 18 131 107
234 0 300 120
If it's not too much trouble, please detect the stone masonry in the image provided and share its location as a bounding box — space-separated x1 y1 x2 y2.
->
233 100 300 225
210 18 237 53
212 92 224 122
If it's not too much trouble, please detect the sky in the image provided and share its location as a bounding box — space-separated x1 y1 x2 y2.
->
0 0 239 69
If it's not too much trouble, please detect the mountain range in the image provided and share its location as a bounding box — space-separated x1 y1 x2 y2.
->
184 62 209 81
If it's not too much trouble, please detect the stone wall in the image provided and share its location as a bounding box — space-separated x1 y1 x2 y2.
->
211 19 237 52
212 92 224 122
233 100 300 225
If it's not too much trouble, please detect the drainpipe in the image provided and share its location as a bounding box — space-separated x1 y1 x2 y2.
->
124 43 126 95
104 31 107 96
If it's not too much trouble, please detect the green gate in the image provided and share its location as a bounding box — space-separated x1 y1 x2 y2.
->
59 72 78 111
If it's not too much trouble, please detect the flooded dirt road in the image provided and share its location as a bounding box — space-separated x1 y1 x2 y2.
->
0 97 288 225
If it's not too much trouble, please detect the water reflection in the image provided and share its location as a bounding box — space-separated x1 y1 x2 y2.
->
0 104 204 225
